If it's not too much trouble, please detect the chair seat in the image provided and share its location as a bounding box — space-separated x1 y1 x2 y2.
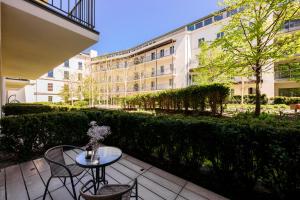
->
53 164 85 177
97 185 131 199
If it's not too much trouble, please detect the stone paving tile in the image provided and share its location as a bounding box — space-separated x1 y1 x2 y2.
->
39 170 64 192
149 167 187 187
138 175 178 200
142 171 182 194
111 161 139 179
106 166 132 184
33 158 50 173
6 164 29 200
137 184 164 200
179 188 208 200
50 186 74 200
118 158 147 174
184 182 229 200
124 155 152 171
0 168 6 200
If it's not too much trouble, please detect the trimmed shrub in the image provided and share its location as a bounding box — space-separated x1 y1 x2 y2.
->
122 84 230 115
0 109 299 199
271 96 300 105
229 94 268 104
2 103 80 116
0 112 89 158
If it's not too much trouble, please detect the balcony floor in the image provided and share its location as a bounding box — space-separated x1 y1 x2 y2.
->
0 150 228 200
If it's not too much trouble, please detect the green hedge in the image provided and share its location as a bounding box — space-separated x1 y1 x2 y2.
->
229 94 268 104
0 110 299 199
271 96 300 105
121 84 230 115
2 103 80 116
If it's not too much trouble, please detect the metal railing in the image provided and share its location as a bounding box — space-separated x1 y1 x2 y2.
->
27 0 96 30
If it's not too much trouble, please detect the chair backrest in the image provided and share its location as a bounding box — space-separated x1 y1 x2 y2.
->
44 146 66 173
81 179 137 200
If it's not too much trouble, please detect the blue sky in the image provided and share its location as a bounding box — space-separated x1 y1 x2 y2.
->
89 0 220 55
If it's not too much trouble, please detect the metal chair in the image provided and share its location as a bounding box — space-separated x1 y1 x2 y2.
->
80 178 138 200
43 145 87 200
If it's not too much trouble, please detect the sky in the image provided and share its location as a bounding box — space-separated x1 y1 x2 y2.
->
89 0 220 55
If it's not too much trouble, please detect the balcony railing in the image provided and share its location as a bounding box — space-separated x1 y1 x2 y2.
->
27 0 96 30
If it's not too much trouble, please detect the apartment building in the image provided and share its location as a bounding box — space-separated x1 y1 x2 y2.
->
0 0 99 112
16 51 96 103
91 8 299 105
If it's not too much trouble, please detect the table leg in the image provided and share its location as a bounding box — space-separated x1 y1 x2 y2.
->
101 167 108 185
96 167 101 191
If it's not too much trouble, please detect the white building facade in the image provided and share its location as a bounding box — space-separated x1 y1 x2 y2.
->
8 51 97 103
90 8 300 105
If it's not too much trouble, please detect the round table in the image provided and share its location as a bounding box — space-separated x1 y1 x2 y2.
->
76 146 122 192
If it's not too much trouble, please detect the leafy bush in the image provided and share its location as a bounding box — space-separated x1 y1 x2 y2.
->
271 96 300 105
2 103 80 116
1 109 299 199
0 112 89 158
122 84 230 115
229 94 268 104
73 101 89 107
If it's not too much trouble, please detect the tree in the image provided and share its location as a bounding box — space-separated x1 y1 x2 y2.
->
195 42 246 85
207 0 300 116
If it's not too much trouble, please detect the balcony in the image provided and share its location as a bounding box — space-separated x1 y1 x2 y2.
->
1 0 99 80
275 63 300 80
27 0 96 30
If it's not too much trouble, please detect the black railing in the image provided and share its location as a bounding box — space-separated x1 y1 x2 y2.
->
26 0 96 30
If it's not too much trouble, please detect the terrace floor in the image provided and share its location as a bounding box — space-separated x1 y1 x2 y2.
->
0 150 228 200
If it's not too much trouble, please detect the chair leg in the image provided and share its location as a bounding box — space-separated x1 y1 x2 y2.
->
63 177 66 185
135 180 138 200
43 177 52 200
70 177 77 200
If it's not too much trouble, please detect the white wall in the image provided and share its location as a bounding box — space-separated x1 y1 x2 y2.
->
24 53 93 103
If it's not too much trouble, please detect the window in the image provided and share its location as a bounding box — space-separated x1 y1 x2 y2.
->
151 81 155 89
64 71 69 79
204 18 213 26
151 68 155 76
160 49 165 58
284 19 300 30
47 83 53 91
170 46 175 54
169 79 173 87
214 14 223 22
78 86 81 92
227 9 238 17
187 24 195 31
151 52 156 60
48 96 53 102
198 38 205 47
279 88 300 97
47 70 54 78
217 32 225 39
78 62 83 70
78 73 82 81
170 64 174 72
116 86 120 92
195 22 203 29
133 83 139 91
248 87 254 95
64 60 69 67
160 66 164 74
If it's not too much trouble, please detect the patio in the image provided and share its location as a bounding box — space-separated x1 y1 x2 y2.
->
0 149 228 200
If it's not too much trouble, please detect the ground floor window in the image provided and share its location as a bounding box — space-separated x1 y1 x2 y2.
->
48 96 53 102
279 88 300 97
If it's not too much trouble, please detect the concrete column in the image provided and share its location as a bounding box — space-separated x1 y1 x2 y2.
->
0 76 6 105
